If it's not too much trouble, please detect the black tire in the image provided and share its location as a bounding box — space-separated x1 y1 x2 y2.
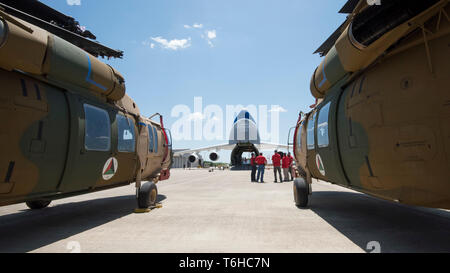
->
293 178 309 208
26 200 51 210
138 182 158 209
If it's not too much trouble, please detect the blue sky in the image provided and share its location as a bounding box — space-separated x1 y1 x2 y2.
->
41 0 347 161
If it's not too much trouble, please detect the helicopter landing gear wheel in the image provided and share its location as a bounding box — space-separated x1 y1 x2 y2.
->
26 200 51 210
293 178 309 208
137 182 158 209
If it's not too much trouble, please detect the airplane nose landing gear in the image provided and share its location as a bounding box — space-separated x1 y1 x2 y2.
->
137 182 158 209
293 178 309 208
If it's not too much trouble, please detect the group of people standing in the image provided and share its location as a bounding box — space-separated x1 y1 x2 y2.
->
250 150 294 183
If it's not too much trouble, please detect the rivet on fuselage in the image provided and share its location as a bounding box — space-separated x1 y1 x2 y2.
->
401 77 413 90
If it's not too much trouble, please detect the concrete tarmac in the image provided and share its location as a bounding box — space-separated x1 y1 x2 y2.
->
0 169 450 253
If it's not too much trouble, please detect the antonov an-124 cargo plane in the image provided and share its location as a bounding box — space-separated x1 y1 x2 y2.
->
174 110 288 168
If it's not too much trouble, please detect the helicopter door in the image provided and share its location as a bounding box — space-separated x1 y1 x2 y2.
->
59 98 115 192
314 102 331 180
306 110 321 178
293 121 307 170
141 124 161 179
95 112 138 188
313 98 348 185
135 118 149 180
0 74 70 196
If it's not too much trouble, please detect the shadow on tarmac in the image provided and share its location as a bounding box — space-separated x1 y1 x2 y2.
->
0 194 167 253
305 191 450 253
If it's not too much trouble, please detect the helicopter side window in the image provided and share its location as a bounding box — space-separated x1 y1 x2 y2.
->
84 104 111 151
153 126 158 154
117 114 135 153
306 112 316 150
317 102 331 148
297 123 303 149
148 124 154 153
164 128 172 147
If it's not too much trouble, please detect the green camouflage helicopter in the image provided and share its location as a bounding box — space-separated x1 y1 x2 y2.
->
0 1 172 210
291 0 450 209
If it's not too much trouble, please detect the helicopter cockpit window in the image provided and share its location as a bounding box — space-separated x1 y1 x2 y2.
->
317 102 331 148
148 124 154 153
117 114 135 153
0 19 7 47
84 104 111 151
297 123 303 150
164 129 172 147
152 126 159 154
307 112 316 150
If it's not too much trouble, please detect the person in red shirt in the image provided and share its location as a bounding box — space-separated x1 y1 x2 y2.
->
250 153 256 182
255 153 267 183
272 150 282 183
287 152 294 181
282 153 291 182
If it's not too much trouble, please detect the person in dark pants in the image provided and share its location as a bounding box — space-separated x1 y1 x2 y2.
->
282 153 290 182
287 152 294 181
272 150 282 183
255 153 267 183
250 153 257 182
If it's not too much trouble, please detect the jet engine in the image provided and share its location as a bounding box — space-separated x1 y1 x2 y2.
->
209 152 219 162
188 154 199 164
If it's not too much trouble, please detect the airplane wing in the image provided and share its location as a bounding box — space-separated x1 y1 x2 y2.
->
255 142 289 151
174 142 290 156
173 143 236 156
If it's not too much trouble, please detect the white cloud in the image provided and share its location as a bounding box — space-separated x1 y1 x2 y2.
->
67 0 81 6
151 36 192 50
204 30 217 47
184 23 203 29
269 106 288 113
207 30 216 39
184 23 218 48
